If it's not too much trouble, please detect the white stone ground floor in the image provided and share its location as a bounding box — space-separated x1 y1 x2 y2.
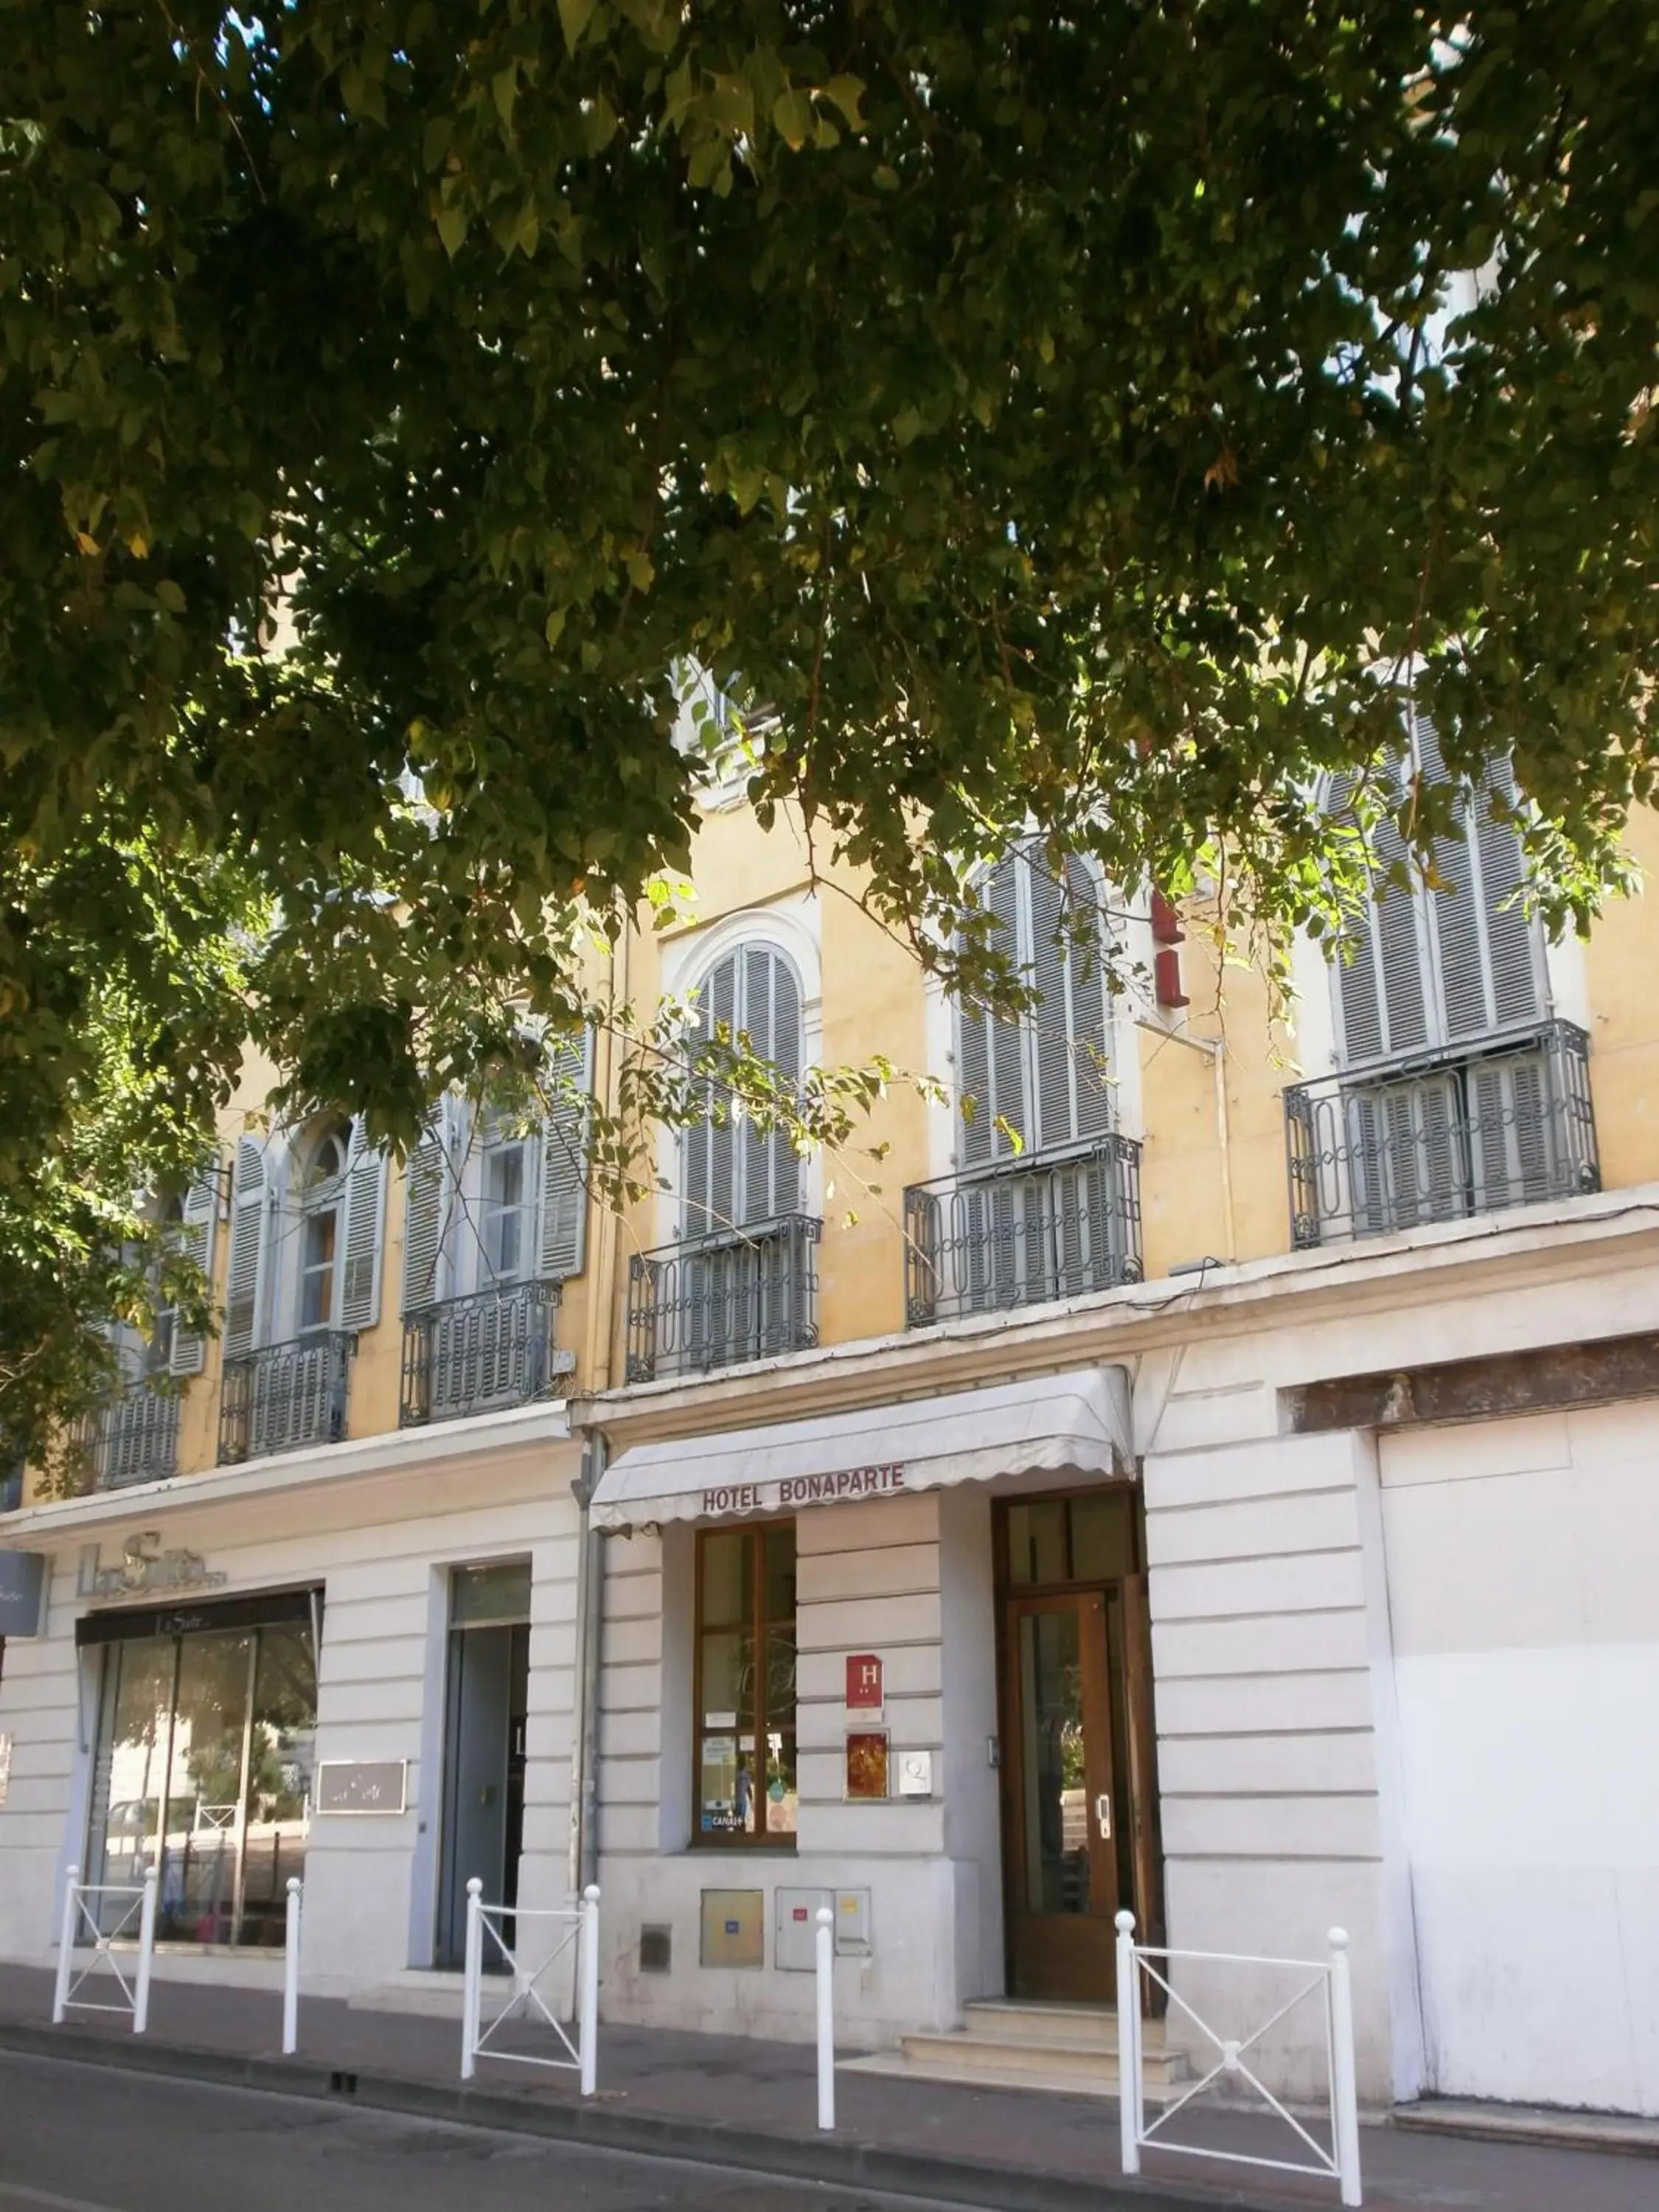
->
1 1189 1657 2116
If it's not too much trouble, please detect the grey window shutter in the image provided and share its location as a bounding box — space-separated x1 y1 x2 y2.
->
168 1158 221 1377
538 1027 594 1278
686 951 738 1237
1331 759 1431 1062
1065 856 1115 1138
958 852 1026 1166
1028 850 1075 1153
224 1137 268 1356
339 1116 388 1332
401 1109 450 1314
739 943 801 1224
1471 757 1540 1029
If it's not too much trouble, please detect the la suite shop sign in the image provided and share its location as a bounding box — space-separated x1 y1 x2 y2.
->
77 1532 228 1604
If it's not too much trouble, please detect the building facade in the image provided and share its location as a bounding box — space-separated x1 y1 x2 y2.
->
2 766 1657 2116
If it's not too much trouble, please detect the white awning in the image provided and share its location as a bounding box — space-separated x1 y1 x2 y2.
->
590 1368 1133 1530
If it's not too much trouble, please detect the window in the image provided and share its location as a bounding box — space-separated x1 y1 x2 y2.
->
957 845 1116 1169
83 1596 319 1947
694 1522 797 1844
1332 720 1541 1065
145 1196 187 1374
480 1125 535 1284
683 945 804 1238
297 1124 349 1335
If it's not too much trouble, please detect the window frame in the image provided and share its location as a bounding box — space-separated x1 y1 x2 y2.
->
296 1122 351 1337
690 1517 798 1851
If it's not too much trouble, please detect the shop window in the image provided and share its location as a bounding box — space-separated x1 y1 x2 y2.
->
83 1598 318 1947
694 1522 797 1845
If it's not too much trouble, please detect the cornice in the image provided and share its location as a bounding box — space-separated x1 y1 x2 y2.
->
576 1186 1659 1449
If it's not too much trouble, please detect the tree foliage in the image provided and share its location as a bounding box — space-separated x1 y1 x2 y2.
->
2 1 1657 1436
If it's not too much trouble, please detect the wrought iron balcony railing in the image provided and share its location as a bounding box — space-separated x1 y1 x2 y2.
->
218 1332 355 1465
1284 1018 1599 1250
626 1213 821 1384
69 1377 182 1490
400 1279 573 1427
902 1133 1144 1329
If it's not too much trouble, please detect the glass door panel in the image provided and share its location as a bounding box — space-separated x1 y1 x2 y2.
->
1004 1591 1119 2001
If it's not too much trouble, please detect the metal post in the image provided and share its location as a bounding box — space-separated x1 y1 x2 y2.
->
1115 1911 1140 2175
282 1879 302 2054
133 1865 158 2036
814 1906 835 2132
52 1863 79 2025
580 1885 601 2097
1327 1928 1363 2208
461 1877 483 2081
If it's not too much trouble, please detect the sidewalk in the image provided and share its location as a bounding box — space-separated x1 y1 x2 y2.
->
0 1961 1651 2212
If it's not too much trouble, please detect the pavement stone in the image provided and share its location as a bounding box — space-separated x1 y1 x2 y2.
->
0 1962 1654 2212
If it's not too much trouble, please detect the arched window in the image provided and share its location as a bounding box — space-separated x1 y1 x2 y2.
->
1332 718 1541 1065
683 943 803 1237
297 1121 351 1336
957 845 1116 1166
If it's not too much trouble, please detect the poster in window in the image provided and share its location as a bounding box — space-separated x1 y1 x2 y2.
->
844 1730 889 1801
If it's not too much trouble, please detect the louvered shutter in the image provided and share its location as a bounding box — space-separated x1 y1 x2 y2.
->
1065 855 1115 1138
739 945 801 1223
224 1137 269 1356
1331 757 1433 1063
685 952 737 1238
338 1116 388 1331
1029 852 1074 1153
538 1026 594 1277
959 854 1026 1167
168 1158 221 1376
400 1099 458 1314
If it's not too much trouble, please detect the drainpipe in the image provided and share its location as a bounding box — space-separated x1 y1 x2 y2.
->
567 1430 608 1898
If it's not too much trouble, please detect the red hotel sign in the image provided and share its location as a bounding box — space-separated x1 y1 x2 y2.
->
700 1461 908 1519
846 1654 884 1710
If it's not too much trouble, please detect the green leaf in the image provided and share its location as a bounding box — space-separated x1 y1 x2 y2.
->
771 88 811 151
436 201 467 258
558 0 598 53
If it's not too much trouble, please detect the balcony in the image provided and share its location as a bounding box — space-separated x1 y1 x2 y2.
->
626 1214 821 1384
400 1279 573 1427
903 1134 1144 1328
1284 1018 1599 1249
66 1378 181 1490
218 1332 355 1465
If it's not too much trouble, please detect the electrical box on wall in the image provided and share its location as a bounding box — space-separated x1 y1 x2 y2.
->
833 1888 873 1957
774 1886 833 1971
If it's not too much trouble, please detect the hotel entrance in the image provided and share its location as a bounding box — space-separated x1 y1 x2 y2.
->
996 1487 1163 2004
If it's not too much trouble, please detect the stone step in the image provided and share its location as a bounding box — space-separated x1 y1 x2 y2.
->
961 1999 1171 2051
894 2021 1189 2095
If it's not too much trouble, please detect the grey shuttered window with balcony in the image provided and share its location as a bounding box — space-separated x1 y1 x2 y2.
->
1285 722 1599 1244
904 846 1141 1325
397 1032 590 1425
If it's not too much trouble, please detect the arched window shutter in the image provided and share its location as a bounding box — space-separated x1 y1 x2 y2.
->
339 1116 389 1332
538 1027 594 1278
685 945 803 1235
225 1137 269 1357
168 1158 221 1377
402 1096 467 1314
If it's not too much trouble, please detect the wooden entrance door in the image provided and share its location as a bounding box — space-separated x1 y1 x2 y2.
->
1003 1590 1121 2003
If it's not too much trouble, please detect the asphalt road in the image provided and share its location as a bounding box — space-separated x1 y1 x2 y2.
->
0 2052 971 2212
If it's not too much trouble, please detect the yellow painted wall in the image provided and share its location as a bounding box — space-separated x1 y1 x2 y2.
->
35 797 1659 1497
1579 804 1659 1193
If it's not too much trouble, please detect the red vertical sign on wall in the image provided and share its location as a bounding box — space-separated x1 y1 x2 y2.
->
846 1654 884 1711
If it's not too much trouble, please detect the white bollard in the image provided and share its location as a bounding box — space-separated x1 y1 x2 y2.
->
133 1865 158 2036
1115 1910 1141 2176
1327 1928 1363 2208
282 1879 302 2055
814 1906 835 2132
52 1863 80 2025
580 1885 601 2097
461 1877 484 2081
